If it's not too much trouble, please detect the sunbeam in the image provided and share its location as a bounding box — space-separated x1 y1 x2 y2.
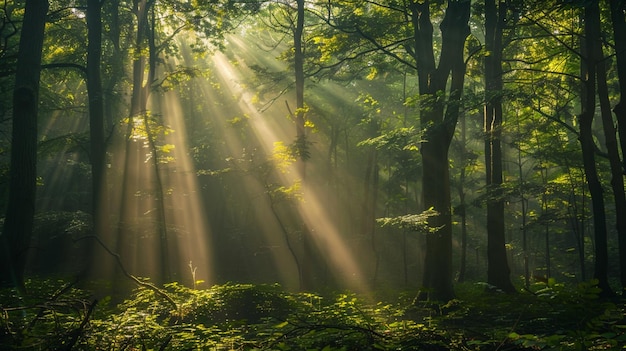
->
209 48 370 294
156 90 215 287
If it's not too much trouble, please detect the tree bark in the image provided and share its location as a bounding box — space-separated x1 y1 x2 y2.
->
456 111 468 283
116 0 170 283
580 3 613 296
84 0 108 280
609 0 626 169
484 0 515 293
515 118 530 288
0 0 49 289
608 0 626 293
410 0 470 301
146 4 171 283
592 0 626 295
293 0 316 291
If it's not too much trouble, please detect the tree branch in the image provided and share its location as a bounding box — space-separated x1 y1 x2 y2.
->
61 299 97 351
74 235 178 310
41 62 87 77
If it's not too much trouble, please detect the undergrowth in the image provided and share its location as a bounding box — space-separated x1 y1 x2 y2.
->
1 279 624 350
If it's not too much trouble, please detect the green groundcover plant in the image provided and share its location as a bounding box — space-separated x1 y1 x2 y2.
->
1 279 625 350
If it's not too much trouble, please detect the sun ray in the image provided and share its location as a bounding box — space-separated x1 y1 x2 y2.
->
208 49 371 294
69 32 375 294
156 90 215 287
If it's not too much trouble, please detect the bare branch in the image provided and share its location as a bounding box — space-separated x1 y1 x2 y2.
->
74 235 178 310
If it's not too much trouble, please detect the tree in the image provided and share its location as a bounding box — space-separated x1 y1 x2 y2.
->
0 0 49 289
291 0 313 290
609 0 626 294
579 0 613 296
108 0 259 283
610 0 626 169
111 0 171 283
589 0 626 295
413 0 471 301
484 0 515 293
313 0 471 300
83 0 108 280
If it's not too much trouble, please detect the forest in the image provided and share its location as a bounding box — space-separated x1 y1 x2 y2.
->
1 0 626 349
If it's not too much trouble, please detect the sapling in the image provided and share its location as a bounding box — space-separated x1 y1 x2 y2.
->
189 261 198 290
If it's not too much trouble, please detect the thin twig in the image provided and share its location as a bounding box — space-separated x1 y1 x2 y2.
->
61 299 98 351
25 279 79 333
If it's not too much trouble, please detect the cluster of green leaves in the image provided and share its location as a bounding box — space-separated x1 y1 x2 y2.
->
376 208 441 233
0 279 96 350
82 282 444 351
2 279 625 350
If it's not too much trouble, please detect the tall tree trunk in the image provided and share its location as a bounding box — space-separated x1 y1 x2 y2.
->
609 0 626 169
484 0 515 293
411 0 470 301
143 109 171 282
580 3 613 296
145 4 170 283
84 0 107 280
592 0 626 294
362 148 380 283
540 165 552 279
457 110 468 283
516 118 530 289
116 0 169 282
565 164 586 282
116 0 149 242
293 0 315 291
609 0 626 293
0 0 49 290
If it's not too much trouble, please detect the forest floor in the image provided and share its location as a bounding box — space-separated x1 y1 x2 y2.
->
1 278 625 350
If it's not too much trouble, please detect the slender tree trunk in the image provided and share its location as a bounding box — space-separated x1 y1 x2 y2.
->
593 1 626 295
145 5 171 283
84 0 108 280
609 0 626 168
580 4 613 296
0 0 49 290
565 165 586 282
99 2 123 273
362 147 380 283
117 0 165 281
143 111 171 282
585 0 626 295
576 185 587 281
513 110 531 288
519 162 530 287
293 0 315 291
541 167 551 279
484 0 515 293
457 110 468 283
608 0 626 293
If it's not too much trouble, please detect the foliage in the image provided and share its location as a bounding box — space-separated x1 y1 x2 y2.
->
440 281 626 351
2 0 626 348
272 141 297 174
0 279 96 350
358 126 422 152
376 208 442 233
3 279 623 350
